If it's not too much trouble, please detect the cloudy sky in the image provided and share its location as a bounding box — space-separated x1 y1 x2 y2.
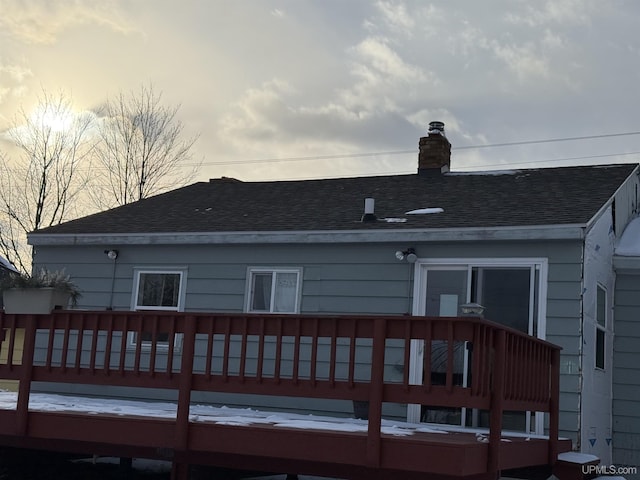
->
1 0 639 182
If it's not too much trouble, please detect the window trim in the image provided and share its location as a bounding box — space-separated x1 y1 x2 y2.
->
244 267 303 314
131 268 187 312
129 267 188 349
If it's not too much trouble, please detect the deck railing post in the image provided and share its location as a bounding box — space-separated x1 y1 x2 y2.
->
548 348 560 466
16 314 37 436
175 316 196 452
487 328 506 475
366 316 386 467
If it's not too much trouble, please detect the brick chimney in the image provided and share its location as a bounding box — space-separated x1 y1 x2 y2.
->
418 121 451 175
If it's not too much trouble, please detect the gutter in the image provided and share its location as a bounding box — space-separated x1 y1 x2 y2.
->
28 224 587 246
613 255 640 272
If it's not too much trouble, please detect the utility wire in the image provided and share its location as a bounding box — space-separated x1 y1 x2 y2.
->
257 151 640 182
453 131 640 150
183 130 640 167
456 150 640 170
3 130 639 173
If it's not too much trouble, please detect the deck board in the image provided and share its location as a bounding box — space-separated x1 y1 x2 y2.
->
0 392 570 479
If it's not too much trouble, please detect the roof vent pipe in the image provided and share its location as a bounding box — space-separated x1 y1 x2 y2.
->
361 198 377 222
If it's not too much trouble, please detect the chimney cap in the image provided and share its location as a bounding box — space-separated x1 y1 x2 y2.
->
428 121 446 137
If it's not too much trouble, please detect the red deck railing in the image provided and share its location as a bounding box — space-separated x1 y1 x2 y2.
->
0 311 562 479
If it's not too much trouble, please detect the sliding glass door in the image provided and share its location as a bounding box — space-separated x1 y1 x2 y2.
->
409 258 547 433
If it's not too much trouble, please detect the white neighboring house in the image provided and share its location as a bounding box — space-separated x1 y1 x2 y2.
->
0 255 19 309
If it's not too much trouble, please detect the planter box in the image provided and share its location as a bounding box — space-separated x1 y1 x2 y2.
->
2 288 71 314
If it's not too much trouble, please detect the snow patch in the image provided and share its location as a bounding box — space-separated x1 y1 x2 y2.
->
0 392 449 437
446 170 517 176
405 208 444 215
381 217 408 223
557 451 600 464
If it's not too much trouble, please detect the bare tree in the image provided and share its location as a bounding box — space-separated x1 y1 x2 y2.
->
0 90 95 273
91 83 199 208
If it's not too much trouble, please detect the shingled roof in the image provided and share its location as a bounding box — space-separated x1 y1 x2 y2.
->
31 163 638 235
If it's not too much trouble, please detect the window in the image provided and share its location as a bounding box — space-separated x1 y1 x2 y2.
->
595 285 607 370
131 269 186 347
135 272 182 310
246 268 302 313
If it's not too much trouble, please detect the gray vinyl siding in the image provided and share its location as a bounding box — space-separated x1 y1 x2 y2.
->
32 238 584 434
613 272 640 467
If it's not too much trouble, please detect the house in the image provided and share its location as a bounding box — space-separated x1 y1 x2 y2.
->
27 122 640 468
0 255 18 310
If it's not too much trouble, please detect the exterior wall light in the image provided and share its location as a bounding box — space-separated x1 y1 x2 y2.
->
104 249 119 260
395 248 417 263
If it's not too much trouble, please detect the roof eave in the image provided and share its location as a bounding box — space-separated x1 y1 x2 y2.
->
584 164 640 234
28 224 587 246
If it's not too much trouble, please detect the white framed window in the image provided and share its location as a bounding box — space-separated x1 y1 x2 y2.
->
133 270 186 311
595 284 607 370
245 268 302 314
130 268 187 348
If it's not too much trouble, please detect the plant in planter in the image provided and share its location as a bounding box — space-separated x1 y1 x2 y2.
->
1 269 81 314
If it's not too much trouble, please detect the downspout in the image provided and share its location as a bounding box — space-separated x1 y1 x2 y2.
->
406 261 414 315
105 249 119 310
108 258 117 310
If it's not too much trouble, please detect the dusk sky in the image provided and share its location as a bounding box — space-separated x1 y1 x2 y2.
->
1 0 640 182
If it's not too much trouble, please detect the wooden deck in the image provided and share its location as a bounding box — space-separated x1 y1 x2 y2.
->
0 311 568 479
